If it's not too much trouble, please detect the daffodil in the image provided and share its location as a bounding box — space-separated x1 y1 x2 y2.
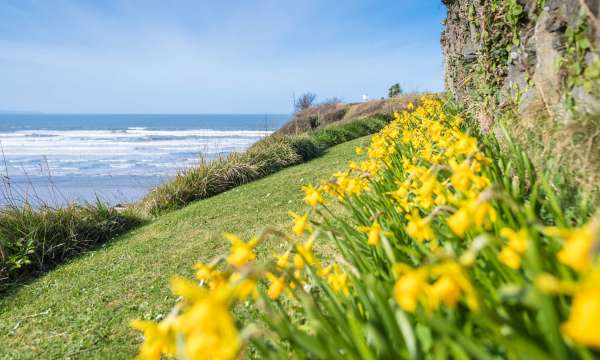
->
326 264 350 295
406 210 434 242
394 267 427 312
193 263 225 290
295 239 316 267
266 272 286 300
274 250 290 271
427 274 461 310
288 211 311 236
431 261 479 312
498 246 521 269
175 296 240 360
229 272 258 300
358 221 382 246
224 233 257 268
546 220 598 272
496 228 529 269
130 318 177 360
302 185 324 207
447 207 471 237
561 269 600 348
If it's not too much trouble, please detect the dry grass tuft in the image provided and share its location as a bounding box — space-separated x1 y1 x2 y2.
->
499 110 600 204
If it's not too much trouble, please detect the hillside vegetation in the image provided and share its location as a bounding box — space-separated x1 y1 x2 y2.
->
130 97 599 359
0 112 389 292
0 137 370 358
277 93 425 135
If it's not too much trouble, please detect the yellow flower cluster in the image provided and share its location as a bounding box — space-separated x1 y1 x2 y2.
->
132 97 600 358
130 278 240 360
130 233 260 360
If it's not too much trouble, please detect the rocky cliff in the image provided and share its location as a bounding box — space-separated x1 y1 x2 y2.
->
442 0 600 127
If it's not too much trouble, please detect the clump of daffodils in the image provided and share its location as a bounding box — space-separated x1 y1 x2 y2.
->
132 97 600 359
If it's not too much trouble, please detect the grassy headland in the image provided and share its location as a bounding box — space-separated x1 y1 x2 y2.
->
0 137 368 359
0 101 404 292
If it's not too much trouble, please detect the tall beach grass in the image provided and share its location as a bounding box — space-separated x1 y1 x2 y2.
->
0 197 142 292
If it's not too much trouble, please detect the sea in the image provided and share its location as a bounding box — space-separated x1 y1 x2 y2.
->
0 114 289 207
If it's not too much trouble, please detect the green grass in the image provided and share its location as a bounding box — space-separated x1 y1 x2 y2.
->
0 137 368 359
0 202 142 292
0 115 385 293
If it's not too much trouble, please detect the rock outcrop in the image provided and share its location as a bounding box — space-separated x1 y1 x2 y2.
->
441 0 600 125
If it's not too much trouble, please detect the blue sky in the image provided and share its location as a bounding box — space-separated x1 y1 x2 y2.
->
0 1 446 113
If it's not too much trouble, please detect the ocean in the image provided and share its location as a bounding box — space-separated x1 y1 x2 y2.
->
0 114 289 206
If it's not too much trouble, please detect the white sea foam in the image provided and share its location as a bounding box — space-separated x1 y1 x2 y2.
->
0 128 272 177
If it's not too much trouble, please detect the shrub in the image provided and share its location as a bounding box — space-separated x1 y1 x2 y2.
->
282 135 323 161
0 201 141 291
132 97 600 359
243 136 303 174
312 116 387 148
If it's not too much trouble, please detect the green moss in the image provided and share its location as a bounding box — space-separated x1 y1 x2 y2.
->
560 12 600 110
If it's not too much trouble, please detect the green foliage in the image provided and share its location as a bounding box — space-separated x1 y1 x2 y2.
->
559 13 600 109
505 0 524 47
461 0 522 115
0 201 142 291
312 116 388 149
284 135 323 161
388 83 403 98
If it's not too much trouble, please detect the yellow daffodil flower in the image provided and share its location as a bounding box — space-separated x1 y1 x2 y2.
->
406 210 434 242
302 185 324 207
288 211 311 236
358 221 382 246
266 272 286 300
224 233 257 268
562 269 600 348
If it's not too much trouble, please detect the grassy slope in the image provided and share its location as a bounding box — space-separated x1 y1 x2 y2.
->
0 137 368 359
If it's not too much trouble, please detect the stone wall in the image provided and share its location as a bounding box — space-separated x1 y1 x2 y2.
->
441 0 600 127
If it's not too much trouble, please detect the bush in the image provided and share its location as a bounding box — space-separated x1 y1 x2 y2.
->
243 136 303 174
388 83 402 98
281 135 323 161
0 201 141 291
295 92 317 112
312 116 388 148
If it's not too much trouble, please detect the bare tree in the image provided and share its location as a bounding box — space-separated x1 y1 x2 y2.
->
295 92 317 112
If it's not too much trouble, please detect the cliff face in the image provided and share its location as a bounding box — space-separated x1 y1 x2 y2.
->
441 0 600 127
